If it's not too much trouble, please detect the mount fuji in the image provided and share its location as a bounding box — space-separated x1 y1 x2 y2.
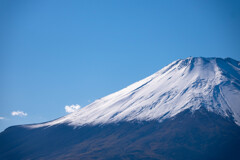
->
1 57 240 160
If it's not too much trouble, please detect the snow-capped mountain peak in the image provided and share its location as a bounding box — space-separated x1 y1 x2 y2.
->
29 57 240 128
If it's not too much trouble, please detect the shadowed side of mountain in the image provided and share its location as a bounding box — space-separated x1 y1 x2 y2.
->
1 108 240 160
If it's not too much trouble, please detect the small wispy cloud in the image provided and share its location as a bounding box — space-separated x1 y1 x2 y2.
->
65 104 81 113
0 117 4 120
11 111 28 117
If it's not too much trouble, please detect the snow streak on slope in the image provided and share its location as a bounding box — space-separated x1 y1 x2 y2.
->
29 57 240 128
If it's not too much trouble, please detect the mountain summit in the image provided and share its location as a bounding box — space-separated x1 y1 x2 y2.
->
30 57 240 128
1 57 240 160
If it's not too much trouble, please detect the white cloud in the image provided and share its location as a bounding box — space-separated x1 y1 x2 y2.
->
65 104 81 113
0 117 4 120
11 111 28 117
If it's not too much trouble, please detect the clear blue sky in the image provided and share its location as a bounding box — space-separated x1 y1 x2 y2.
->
0 0 240 131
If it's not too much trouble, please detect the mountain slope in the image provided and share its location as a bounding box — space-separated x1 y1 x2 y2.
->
1 108 240 160
1 57 240 160
29 57 240 128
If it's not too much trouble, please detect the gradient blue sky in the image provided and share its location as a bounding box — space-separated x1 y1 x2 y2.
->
0 0 240 131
